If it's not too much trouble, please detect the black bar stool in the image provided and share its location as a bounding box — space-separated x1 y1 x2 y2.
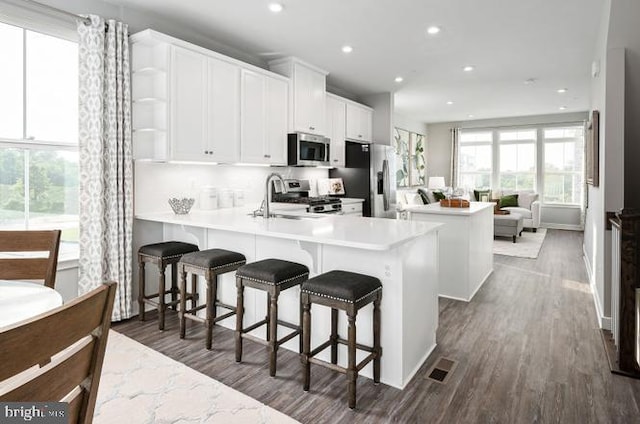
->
301 270 382 409
178 248 246 349
234 259 309 376
138 241 199 330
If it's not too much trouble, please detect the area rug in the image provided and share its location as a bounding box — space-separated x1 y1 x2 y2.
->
95 330 299 423
492 228 547 259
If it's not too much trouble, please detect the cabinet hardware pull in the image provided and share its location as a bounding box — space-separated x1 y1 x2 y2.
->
358 134 362 138
309 126 315 130
264 154 271 158
333 159 338 162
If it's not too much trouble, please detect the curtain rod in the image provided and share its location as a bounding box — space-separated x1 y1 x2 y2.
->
20 0 91 25
451 120 587 132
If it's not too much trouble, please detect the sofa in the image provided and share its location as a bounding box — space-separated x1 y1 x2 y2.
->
492 190 541 231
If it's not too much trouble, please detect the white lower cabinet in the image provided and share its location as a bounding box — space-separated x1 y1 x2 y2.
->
240 69 287 165
341 200 364 216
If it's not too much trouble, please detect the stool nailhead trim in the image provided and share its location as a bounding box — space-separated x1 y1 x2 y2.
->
181 259 247 271
236 272 309 286
301 286 382 304
139 252 186 261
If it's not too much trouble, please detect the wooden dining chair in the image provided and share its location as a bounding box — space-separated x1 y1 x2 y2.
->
0 229 61 288
0 281 116 424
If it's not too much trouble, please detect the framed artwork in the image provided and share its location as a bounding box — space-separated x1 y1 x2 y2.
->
394 127 426 187
586 110 599 187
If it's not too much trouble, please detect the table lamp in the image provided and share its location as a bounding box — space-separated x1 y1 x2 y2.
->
427 177 446 190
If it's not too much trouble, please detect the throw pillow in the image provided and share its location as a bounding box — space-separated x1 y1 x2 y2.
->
518 192 539 209
433 191 446 201
417 188 430 204
473 189 491 201
405 193 424 206
500 194 519 208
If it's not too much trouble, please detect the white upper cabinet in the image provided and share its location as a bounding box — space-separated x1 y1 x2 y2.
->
169 46 208 161
240 69 287 165
130 30 286 164
269 57 327 136
207 57 241 163
346 102 373 142
326 94 346 167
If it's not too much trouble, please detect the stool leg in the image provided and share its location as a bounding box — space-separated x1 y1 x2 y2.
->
302 299 311 391
330 308 338 365
138 260 145 321
269 290 279 377
179 267 187 339
205 275 215 350
235 278 245 362
190 274 197 310
265 293 271 342
373 295 381 384
158 264 166 331
347 311 357 409
170 262 178 310
298 290 303 354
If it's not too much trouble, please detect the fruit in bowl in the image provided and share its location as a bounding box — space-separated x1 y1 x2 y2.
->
168 197 195 214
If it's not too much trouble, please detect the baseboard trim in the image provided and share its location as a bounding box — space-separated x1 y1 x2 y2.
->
401 340 437 390
542 223 584 231
583 244 610 330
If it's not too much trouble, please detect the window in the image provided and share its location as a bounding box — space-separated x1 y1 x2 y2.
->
456 123 585 206
458 131 492 188
543 126 584 204
0 21 78 258
498 129 536 191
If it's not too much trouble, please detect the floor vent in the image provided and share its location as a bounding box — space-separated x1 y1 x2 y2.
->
425 357 457 384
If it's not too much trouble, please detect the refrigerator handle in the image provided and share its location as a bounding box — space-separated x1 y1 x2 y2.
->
382 159 390 211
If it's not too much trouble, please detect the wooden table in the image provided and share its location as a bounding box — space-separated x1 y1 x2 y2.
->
0 280 63 328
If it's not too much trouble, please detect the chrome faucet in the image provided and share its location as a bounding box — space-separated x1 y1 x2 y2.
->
263 173 287 218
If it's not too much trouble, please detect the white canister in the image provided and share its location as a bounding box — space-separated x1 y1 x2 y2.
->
200 186 218 210
219 189 234 208
233 190 245 207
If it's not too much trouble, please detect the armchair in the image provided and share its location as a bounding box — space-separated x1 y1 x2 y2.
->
498 191 541 231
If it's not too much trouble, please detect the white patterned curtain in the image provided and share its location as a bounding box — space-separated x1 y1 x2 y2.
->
77 15 133 321
450 128 460 187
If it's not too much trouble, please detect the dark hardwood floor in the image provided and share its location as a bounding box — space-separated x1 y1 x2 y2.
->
114 230 640 423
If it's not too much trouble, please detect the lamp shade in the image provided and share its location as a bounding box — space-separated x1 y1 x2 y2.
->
428 176 446 190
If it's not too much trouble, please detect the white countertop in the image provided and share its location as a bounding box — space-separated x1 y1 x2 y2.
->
405 201 495 216
136 207 441 251
340 198 365 205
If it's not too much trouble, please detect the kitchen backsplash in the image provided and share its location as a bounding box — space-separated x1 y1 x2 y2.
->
134 162 329 214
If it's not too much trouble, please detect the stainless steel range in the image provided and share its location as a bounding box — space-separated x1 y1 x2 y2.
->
273 179 342 214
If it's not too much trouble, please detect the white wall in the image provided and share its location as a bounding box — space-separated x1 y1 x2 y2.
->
362 93 395 146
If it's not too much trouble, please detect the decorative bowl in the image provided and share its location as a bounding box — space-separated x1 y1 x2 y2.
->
168 197 195 214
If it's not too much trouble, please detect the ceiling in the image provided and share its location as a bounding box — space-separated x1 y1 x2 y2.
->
106 0 604 124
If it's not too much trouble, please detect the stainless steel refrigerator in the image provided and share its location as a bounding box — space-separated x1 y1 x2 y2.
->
329 141 397 218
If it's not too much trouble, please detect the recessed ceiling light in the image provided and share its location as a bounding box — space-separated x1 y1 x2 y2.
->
463 65 475 72
446 101 454 105
559 106 567 110
557 88 568 94
426 26 441 35
468 114 475 118
268 3 283 13
395 76 403 83
341 45 353 54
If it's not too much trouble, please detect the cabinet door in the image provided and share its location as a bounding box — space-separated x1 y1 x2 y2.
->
308 67 326 135
169 46 208 161
265 77 288 165
346 103 373 142
326 96 346 167
208 58 240 163
293 63 325 135
240 69 267 164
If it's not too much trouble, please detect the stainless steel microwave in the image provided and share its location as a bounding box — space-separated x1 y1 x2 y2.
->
288 132 330 166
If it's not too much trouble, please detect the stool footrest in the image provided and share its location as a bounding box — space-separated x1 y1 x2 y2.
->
309 340 333 358
213 310 236 323
336 337 375 353
309 357 346 375
242 319 268 334
215 301 236 311
277 320 299 330
242 328 300 347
